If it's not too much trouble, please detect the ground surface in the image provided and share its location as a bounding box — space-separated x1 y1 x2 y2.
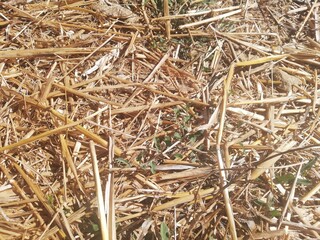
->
1 0 320 239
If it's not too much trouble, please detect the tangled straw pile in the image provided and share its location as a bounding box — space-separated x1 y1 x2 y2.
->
1 0 320 239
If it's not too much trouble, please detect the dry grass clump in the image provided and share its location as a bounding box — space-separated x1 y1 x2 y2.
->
1 0 320 239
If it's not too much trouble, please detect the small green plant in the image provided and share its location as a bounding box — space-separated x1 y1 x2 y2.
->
47 194 54 207
173 105 194 134
188 130 203 144
154 137 162 152
301 157 318 175
275 173 312 186
149 161 157 174
91 222 99 232
160 221 169 240
115 157 131 167
150 37 168 52
79 215 100 237
253 198 281 218
275 173 295 185
163 135 172 146
218 20 234 32
269 209 281 218
173 132 182 140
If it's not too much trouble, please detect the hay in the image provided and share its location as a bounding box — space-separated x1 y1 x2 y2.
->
0 0 320 239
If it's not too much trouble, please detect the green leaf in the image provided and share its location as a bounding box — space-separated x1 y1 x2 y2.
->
174 153 183 159
297 178 312 186
189 134 197 143
150 161 156 174
173 107 180 116
160 222 169 240
269 209 281 218
188 130 203 144
301 158 318 175
164 136 171 146
115 157 131 167
183 115 191 123
254 199 266 207
275 173 295 184
91 222 99 232
47 194 54 206
173 132 182 140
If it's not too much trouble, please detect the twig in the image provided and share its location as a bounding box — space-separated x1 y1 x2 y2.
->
90 141 108 240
